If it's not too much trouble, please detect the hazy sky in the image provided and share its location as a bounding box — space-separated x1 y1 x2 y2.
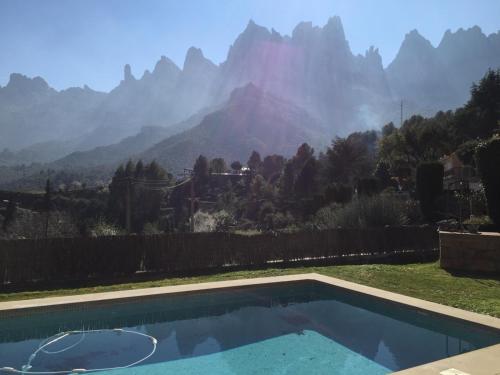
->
1 0 499 92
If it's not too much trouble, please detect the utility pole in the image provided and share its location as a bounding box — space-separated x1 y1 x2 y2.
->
189 179 195 232
400 100 403 127
125 177 132 234
44 179 52 239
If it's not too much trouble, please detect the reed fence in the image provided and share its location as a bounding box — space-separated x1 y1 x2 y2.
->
0 226 438 285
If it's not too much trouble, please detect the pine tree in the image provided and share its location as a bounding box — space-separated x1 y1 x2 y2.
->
124 160 135 177
135 160 145 179
247 151 262 173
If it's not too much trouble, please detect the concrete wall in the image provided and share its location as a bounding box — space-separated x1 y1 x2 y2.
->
440 231 500 273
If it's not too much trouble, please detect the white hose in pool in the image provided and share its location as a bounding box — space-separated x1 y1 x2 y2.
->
0 328 157 374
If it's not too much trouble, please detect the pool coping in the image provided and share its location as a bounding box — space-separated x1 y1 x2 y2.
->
0 273 499 374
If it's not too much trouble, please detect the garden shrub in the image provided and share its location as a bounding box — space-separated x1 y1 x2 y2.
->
357 177 379 197
89 217 124 237
312 203 341 229
142 222 162 235
416 162 444 221
313 194 409 229
262 211 295 230
323 183 353 204
355 195 409 228
213 210 236 231
476 137 500 226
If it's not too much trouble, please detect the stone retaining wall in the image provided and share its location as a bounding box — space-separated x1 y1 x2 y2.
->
440 231 500 273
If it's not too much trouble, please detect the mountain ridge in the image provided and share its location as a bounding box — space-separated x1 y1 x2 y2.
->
1 17 499 167
137 83 327 173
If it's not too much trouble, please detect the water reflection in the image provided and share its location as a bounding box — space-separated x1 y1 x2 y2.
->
0 281 499 373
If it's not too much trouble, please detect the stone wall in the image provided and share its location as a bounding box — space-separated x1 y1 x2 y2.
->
440 231 500 273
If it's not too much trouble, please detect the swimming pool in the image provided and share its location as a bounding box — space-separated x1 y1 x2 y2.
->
0 279 499 374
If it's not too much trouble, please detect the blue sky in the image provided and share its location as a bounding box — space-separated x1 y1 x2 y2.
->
1 0 499 92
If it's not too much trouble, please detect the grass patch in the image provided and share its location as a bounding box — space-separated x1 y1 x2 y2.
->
1 262 499 318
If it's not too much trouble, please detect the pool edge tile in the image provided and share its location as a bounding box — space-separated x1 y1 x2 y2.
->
311 273 500 331
1 273 499 331
0 274 318 315
390 343 500 375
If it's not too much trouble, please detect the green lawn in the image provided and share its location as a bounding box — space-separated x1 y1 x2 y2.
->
1 262 499 318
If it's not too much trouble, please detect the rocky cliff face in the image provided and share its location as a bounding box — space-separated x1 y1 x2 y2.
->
437 26 500 105
213 17 392 135
0 74 105 150
1 17 499 164
173 47 218 122
138 84 327 173
386 27 500 117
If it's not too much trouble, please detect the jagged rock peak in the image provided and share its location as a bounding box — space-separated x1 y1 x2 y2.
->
396 29 435 55
461 25 483 35
229 82 263 102
183 47 216 71
123 64 135 81
323 16 346 40
442 25 484 38
325 16 344 30
292 21 321 41
239 19 272 40
6 73 50 92
387 29 436 71
225 20 274 62
153 55 181 77
364 46 383 66
293 21 312 35
245 19 261 32
439 25 486 47
185 46 204 62
404 29 432 44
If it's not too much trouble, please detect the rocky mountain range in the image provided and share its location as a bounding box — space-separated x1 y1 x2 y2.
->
1 16 499 175
386 25 500 116
138 83 327 172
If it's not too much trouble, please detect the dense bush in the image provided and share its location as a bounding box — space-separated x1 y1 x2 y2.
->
193 211 216 232
476 137 500 226
262 211 296 230
357 177 379 197
0 208 79 239
373 161 393 189
416 162 444 221
192 210 236 232
142 222 163 235
89 217 124 237
213 210 236 231
456 140 480 166
323 183 353 204
313 194 409 229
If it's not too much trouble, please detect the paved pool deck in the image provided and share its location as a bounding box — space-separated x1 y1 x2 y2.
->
0 273 499 374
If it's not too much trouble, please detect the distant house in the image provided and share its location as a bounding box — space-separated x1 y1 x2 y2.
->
440 153 481 192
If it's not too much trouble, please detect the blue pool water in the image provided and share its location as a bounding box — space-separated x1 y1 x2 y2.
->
0 281 499 374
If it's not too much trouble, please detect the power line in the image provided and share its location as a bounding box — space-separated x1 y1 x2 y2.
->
113 177 192 190
115 176 194 233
